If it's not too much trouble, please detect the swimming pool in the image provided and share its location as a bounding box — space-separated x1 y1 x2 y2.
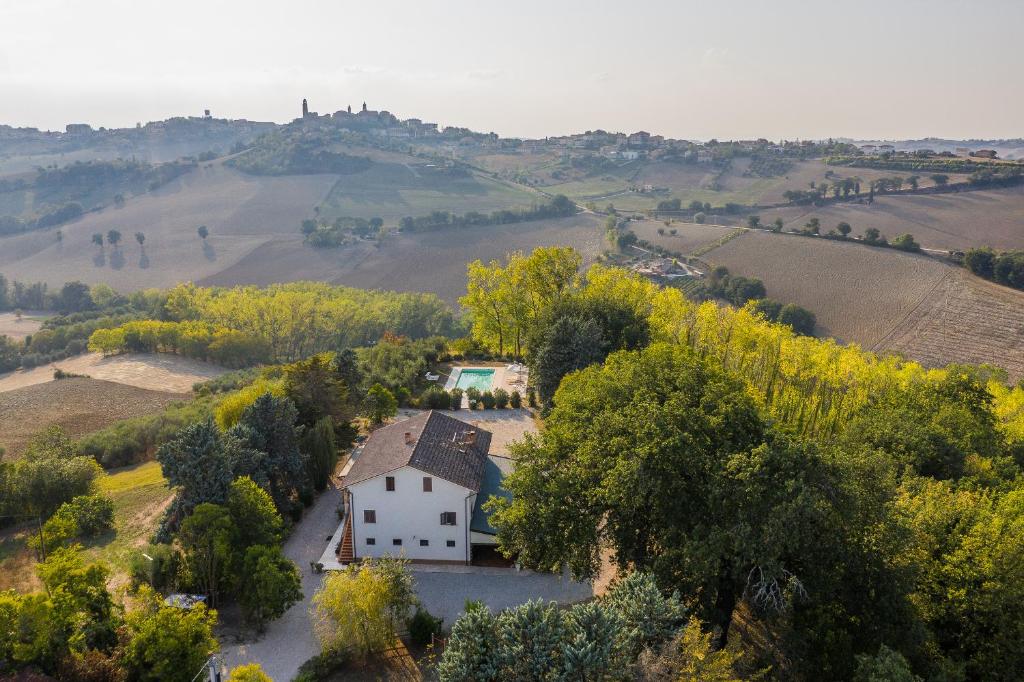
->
454 368 496 392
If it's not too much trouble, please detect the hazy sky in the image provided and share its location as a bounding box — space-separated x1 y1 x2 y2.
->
1 0 1022 140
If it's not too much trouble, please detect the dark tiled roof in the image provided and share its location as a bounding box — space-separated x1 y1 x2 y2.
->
343 411 492 491
471 455 513 535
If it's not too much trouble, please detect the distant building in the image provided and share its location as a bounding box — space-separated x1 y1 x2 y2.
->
955 147 970 157
627 131 651 149
203 109 211 119
302 98 308 117
972 149 998 159
65 123 92 135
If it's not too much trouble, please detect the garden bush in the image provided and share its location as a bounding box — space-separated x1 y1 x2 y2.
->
493 388 509 409
480 391 496 409
449 388 463 410
509 390 522 409
408 607 444 647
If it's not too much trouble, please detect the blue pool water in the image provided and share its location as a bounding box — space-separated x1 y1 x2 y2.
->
455 368 496 392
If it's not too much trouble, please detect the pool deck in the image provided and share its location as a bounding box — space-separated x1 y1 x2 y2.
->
443 364 528 402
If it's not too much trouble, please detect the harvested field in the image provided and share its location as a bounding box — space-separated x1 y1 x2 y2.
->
202 213 606 304
0 352 227 393
704 231 1024 380
876 271 1024 380
0 377 183 458
0 162 336 291
0 311 49 341
628 219 737 254
757 185 1024 251
606 160 968 213
705 231 950 345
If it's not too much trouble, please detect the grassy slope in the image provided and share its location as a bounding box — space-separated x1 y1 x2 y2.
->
0 461 171 593
317 163 539 222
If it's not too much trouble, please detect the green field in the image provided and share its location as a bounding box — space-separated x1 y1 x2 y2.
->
317 163 540 222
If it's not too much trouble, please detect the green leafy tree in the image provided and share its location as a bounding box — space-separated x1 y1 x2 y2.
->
106 230 121 249
837 221 852 237
91 233 103 249
312 558 417 657
178 503 236 606
135 231 145 248
853 644 921 682
489 344 847 646
238 544 302 632
930 173 949 187
197 225 209 240
283 353 355 433
37 546 120 655
226 476 283 551
365 383 398 424
228 663 273 681
301 417 338 492
157 419 236 536
123 586 218 682
228 393 303 513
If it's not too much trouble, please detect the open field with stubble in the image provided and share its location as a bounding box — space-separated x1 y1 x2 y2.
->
0 351 227 393
704 230 1024 380
628 219 737 254
0 377 183 458
0 311 49 341
756 185 1024 251
0 161 337 290
203 213 607 303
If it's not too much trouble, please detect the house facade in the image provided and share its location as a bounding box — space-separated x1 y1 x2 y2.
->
339 411 506 564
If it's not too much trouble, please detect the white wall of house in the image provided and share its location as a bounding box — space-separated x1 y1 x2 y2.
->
347 465 476 563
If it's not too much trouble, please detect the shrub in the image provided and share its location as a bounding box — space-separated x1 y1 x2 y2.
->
129 543 183 593
420 387 451 410
408 607 444 647
59 494 114 536
293 649 351 682
449 388 463 410
480 391 496 409
510 390 522 409
493 388 509 409
891 233 921 253
527 387 537 408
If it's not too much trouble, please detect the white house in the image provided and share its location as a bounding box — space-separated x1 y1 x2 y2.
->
337 411 510 565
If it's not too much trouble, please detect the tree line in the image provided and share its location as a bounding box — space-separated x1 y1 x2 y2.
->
88 281 457 363
398 194 576 233
964 248 1024 290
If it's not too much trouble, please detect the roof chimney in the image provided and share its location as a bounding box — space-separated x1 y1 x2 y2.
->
404 431 413 445
464 430 476 446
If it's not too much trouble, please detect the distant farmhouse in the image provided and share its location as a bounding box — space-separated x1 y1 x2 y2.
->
337 411 511 565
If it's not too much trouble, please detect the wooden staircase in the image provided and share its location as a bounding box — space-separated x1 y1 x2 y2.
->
337 511 354 564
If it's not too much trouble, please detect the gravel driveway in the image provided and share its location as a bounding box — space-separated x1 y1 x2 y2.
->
219 483 343 681
412 568 594 627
